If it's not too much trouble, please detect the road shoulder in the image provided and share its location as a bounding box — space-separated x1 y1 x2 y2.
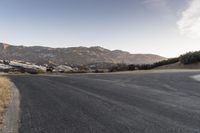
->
1 82 20 133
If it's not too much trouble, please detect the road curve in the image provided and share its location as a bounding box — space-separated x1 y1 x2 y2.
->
10 71 200 133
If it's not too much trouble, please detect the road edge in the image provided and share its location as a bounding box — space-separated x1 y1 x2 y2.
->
1 82 20 133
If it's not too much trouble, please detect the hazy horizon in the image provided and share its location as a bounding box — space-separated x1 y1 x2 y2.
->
1 0 200 58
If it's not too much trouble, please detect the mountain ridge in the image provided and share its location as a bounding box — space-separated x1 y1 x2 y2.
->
0 43 166 65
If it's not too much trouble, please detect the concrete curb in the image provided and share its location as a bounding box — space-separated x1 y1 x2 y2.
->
1 82 20 133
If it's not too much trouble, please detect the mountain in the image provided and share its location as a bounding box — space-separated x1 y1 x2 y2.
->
0 43 166 65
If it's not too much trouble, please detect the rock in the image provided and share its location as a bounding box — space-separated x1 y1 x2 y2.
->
53 65 73 73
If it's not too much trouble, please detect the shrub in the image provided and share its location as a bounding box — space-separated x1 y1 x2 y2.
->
109 63 128 72
179 51 200 64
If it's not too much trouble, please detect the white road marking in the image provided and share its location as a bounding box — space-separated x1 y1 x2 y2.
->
191 74 200 82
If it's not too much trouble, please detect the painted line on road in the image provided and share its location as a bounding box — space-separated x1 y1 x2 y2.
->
191 74 200 82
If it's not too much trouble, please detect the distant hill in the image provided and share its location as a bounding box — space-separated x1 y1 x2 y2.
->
110 51 200 71
0 43 166 65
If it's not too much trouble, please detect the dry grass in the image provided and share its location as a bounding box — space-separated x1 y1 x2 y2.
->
0 77 11 125
156 62 200 69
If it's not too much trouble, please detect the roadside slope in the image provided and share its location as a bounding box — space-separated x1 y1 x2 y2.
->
1 82 20 133
0 77 11 128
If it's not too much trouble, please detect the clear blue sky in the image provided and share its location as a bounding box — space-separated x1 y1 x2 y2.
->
1 0 200 57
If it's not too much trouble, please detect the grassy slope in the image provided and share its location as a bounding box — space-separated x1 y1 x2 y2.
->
156 62 200 69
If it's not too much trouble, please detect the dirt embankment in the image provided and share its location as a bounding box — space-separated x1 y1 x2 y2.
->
0 77 11 127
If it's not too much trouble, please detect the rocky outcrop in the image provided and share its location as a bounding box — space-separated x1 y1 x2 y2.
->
53 65 73 73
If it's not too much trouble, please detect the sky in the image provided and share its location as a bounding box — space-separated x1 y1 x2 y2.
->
0 0 200 57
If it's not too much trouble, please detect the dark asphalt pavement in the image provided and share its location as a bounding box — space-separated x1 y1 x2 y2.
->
10 71 200 133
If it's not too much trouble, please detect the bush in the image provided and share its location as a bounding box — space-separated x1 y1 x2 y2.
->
109 63 128 72
109 51 200 72
153 58 179 67
179 51 200 64
127 58 179 71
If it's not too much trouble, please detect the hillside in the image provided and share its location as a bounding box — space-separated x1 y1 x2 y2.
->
110 51 200 72
156 51 200 69
0 43 165 65
156 62 200 69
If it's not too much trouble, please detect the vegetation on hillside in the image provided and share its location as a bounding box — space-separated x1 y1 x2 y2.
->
110 58 179 71
110 51 200 72
180 51 200 64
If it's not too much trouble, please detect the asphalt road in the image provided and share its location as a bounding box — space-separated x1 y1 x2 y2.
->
10 71 200 133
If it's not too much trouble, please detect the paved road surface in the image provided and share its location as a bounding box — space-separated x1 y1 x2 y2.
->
10 71 200 133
